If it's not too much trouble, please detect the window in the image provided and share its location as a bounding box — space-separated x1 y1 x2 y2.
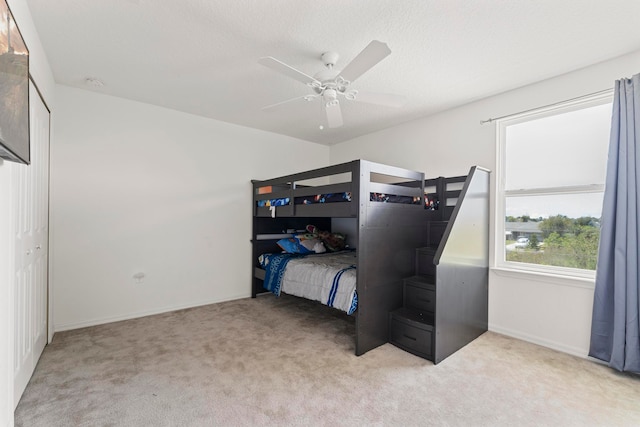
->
496 92 613 278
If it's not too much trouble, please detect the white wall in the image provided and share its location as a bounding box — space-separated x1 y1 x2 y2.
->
331 50 640 358
50 86 329 330
1 1 55 425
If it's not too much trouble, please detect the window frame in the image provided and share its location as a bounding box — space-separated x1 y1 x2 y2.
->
495 91 613 280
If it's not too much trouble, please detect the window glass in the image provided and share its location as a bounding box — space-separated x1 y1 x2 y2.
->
505 193 605 220
505 193 604 271
505 103 611 190
498 96 612 276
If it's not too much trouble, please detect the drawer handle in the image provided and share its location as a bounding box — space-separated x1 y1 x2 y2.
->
403 334 417 341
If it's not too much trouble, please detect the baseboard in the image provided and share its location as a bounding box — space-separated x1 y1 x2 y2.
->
54 293 251 332
488 323 588 359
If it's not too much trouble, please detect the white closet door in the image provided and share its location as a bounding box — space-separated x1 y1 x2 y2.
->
13 81 50 408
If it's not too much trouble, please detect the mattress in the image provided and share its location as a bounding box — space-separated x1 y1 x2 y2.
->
259 251 358 315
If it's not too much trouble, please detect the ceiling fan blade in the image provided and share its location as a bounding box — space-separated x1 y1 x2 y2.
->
353 90 407 108
339 40 391 83
258 56 320 86
262 95 317 111
325 101 344 128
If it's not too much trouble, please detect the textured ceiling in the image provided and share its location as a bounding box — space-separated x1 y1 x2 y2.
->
24 0 640 145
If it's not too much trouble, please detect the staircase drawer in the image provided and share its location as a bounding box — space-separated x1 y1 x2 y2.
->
389 316 433 359
404 283 435 314
416 247 436 276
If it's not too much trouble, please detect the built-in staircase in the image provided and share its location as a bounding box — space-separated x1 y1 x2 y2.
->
389 168 490 364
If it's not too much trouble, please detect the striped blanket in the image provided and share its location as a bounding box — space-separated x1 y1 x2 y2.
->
259 251 358 315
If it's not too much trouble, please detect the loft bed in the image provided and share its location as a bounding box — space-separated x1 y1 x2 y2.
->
251 160 427 356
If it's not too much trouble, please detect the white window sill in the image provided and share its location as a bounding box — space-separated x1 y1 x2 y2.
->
491 266 595 289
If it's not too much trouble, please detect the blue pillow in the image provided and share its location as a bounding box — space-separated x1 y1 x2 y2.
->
276 238 312 254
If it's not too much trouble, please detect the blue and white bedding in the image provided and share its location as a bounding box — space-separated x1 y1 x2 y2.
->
259 251 358 315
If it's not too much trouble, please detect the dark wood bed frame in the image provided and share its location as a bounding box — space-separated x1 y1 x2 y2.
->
251 160 490 361
251 160 427 356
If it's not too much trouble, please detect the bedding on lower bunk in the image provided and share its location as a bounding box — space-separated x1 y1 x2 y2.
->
258 251 358 315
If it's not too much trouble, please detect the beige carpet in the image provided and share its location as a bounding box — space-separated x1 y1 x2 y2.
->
15 294 640 426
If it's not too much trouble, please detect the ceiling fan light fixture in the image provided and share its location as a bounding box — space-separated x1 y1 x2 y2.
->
344 90 358 101
335 76 350 87
323 88 339 107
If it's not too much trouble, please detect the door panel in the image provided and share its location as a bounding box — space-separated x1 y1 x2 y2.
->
13 81 50 407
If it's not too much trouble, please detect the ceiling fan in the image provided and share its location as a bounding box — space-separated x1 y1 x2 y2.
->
258 40 407 128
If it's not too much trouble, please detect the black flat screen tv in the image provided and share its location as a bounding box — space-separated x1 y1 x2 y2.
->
0 0 29 165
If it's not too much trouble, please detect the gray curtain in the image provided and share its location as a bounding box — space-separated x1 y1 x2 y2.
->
589 73 640 373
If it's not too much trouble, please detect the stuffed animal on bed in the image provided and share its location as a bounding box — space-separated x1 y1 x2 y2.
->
305 225 347 252
277 233 326 254
295 233 327 253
